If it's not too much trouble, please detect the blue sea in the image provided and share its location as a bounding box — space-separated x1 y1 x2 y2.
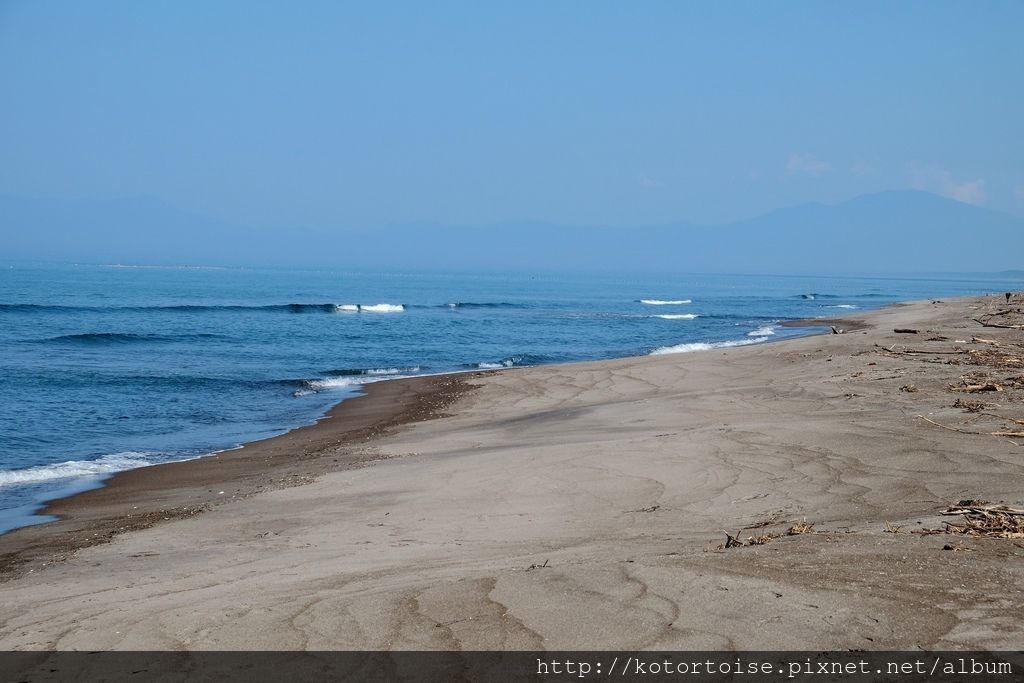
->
0 263 1018 534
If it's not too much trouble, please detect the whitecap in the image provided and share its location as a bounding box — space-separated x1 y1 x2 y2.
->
358 303 405 313
649 337 767 356
0 452 170 488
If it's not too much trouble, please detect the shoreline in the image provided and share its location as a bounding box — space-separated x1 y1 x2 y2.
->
2 292 1023 649
0 311 837 547
0 372 480 579
0 299 957 576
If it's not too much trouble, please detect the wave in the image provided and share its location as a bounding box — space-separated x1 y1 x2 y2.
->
36 332 223 345
443 302 523 309
292 366 421 396
640 299 691 305
474 354 547 370
649 337 768 356
355 303 404 313
747 325 777 337
320 366 421 377
293 377 368 395
823 304 857 309
0 451 173 488
0 302 406 314
654 314 698 320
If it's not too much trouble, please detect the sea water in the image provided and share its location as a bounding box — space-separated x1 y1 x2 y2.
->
0 263 1017 533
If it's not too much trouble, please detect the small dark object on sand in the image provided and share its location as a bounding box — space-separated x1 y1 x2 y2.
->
894 328 919 334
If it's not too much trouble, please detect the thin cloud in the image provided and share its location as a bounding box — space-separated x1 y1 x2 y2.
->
908 163 987 205
850 160 875 176
637 174 664 189
785 153 833 177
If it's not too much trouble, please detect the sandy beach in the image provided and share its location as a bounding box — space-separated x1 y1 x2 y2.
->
1 294 1022 650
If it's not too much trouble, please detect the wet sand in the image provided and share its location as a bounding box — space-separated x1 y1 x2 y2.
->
0 374 478 578
1 295 1022 650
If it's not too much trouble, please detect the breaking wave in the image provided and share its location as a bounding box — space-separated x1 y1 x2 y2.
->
0 451 179 488
654 314 698 320
649 337 768 356
291 366 421 396
640 299 691 305
474 354 547 370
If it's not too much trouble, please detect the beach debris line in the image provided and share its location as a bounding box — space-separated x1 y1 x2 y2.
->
717 519 816 550
917 501 1024 540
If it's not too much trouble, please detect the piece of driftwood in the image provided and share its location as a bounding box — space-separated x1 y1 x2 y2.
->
874 343 967 355
973 317 1024 330
981 413 1024 426
894 328 919 334
949 383 1003 393
917 415 1024 441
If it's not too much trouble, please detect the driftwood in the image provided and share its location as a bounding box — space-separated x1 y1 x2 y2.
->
942 503 1024 517
950 383 1003 393
874 342 967 355
973 317 1024 330
937 503 1024 539
981 413 1024 426
894 328 919 334
917 415 1024 443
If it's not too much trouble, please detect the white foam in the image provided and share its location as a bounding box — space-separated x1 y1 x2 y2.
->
825 304 857 309
748 325 777 337
655 313 698 320
649 337 767 356
333 303 405 313
365 366 419 375
358 303 405 313
641 299 691 305
299 377 363 394
0 452 167 488
477 358 520 369
294 367 420 396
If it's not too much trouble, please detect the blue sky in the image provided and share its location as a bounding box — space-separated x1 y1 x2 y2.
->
1 1 1021 231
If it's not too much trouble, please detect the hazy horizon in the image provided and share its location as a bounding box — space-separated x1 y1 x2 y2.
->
1 3 1022 272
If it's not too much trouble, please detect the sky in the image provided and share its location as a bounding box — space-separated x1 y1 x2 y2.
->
1 1 1022 233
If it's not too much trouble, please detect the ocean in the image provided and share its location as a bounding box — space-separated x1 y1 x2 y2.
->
0 263 1017 534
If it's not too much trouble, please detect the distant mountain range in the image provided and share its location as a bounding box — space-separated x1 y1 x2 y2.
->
2 190 1022 275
